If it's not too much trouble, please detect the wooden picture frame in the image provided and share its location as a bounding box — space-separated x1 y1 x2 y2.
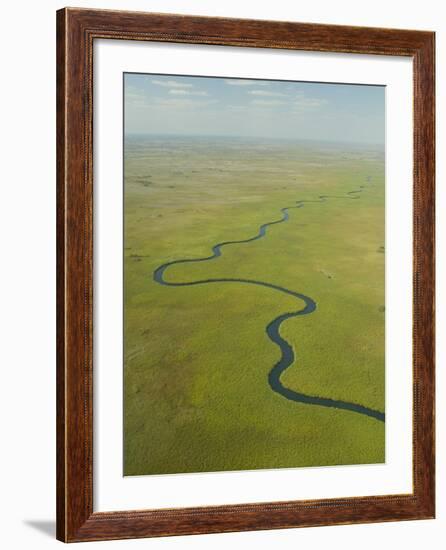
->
56 7 435 542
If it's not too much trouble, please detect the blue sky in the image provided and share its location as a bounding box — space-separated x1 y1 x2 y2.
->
124 73 385 145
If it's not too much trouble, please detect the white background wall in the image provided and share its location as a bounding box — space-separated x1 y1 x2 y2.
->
0 0 443 548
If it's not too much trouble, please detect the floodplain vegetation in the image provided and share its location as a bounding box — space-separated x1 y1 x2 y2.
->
123 135 385 476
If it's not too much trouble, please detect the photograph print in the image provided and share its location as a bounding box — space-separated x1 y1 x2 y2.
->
123 73 385 476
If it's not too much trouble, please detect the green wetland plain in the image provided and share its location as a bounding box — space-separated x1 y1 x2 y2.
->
123 135 385 476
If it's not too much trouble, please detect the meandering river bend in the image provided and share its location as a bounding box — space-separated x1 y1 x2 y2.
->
153 179 385 423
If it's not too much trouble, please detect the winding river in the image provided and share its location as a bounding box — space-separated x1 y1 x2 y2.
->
153 179 385 423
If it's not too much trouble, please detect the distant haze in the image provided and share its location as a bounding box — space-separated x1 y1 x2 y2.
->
124 73 385 146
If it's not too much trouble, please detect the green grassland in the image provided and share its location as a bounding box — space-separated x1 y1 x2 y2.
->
123 135 385 476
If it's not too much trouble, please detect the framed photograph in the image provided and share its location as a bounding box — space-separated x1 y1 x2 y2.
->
56 7 435 542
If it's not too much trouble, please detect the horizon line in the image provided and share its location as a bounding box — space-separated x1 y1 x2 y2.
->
124 132 385 148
